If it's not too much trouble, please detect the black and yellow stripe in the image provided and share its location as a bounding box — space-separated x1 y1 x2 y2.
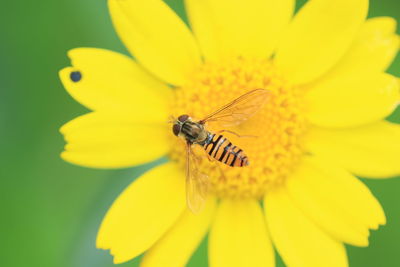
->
202 133 249 167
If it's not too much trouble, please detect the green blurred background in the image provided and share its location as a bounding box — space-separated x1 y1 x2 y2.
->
1 0 399 266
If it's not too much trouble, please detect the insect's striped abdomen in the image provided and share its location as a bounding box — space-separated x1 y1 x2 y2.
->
203 133 249 167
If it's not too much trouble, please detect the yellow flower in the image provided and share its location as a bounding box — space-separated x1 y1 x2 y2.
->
59 0 400 266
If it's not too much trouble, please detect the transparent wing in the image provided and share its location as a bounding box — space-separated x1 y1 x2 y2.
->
186 142 209 213
199 88 269 127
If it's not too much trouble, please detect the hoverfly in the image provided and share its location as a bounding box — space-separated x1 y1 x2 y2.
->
172 89 269 213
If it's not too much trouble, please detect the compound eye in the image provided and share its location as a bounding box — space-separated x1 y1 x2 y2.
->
172 124 181 136
178 114 189 122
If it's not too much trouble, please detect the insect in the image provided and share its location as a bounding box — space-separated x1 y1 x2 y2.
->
172 89 269 213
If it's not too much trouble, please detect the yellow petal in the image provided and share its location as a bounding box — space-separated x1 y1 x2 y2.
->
209 199 274 267
97 162 186 264
305 73 399 128
141 198 216 267
265 189 348 267
275 0 368 84
61 112 170 168
286 157 385 247
109 0 201 85
327 17 399 77
306 121 400 178
185 0 294 61
59 48 170 121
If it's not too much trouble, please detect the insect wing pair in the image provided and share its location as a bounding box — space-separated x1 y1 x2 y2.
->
183 89 270 213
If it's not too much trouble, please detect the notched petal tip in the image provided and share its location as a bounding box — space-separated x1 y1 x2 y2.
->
113 257 123 265
59 124 68 135
95 228 110 250
59 67 72 80
59 116 78 135
59 151 67 162
96 225 133 264
60 151 75 166
95 244 127 264
111 250 133 265
66 48 77 60
67 47 94 61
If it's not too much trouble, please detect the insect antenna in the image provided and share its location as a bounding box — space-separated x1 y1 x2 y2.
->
167 115 176 124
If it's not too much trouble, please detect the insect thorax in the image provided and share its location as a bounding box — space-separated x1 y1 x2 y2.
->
181 121 208 144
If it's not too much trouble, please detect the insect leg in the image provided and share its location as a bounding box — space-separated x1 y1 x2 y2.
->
205 153 215 162
167 115 175 123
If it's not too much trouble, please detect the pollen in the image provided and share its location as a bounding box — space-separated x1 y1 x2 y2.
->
170 58 307 199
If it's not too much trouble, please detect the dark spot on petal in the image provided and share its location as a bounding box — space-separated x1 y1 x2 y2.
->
70 71 82 82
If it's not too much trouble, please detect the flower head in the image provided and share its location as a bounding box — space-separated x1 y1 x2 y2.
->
60 0 400 266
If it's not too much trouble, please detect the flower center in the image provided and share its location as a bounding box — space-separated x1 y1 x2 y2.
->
170 58 307 199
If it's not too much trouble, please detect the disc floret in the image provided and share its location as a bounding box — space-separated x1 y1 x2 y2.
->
171 58 307 198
